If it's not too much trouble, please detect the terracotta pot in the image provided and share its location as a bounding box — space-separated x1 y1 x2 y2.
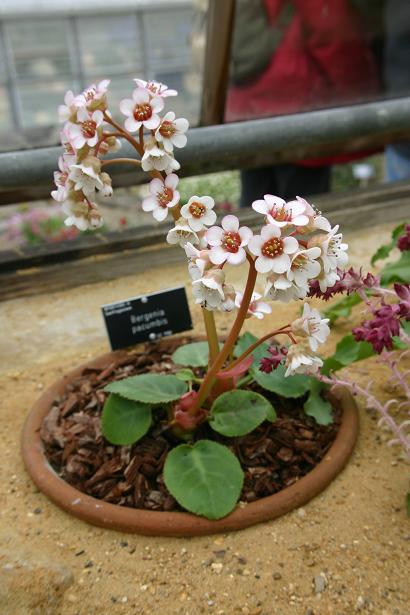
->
21 346 359 537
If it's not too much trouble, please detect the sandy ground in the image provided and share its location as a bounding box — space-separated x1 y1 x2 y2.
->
0 222 409 615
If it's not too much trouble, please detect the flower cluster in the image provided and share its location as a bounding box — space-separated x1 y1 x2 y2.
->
397 224 410 252
52 78 188 231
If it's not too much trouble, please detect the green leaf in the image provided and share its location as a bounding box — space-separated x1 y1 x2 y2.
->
234 332 269 366
172 341 220 367
252 363 311 398
303 381 333 425
322 293 362 326
101 394 152 445
370 222 406 266
163 440 244 519
209 390 276 437
322 334 375 375
105 374 187 404
381 251 410 285
393 320 410 349
175 368 196 382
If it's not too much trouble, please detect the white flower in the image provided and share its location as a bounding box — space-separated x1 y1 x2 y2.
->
134 78 178 97
155 111 189 153
62 199 103 231
100 172 113 197
249 225 299 274
309 225 348 272
220 284 236 312
58 90 77 122
68 156 103 196
265 274 308 303
252 194 309 227
235 291 272 319
287 247 321 286
206 215 253 266
167 217 199 246
141 141 180 173
143 174 180 222
51 154 75 202
180 195 216 232
291 303 330 351
316 269 341 293
184 242 210 279
75 79 110 110
68 108 104 149
192 268 225 310
284 342 323 377
119 87 164 132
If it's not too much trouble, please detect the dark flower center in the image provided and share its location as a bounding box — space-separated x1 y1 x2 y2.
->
81 120 97 138
189 202 206 218
157 187 173 208
133 103 152 122
159 120 176 138
262 238 283 258
222 231 241 253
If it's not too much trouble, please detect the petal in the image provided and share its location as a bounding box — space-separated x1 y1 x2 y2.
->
132 87 149 104
165 173 179 189
144 115 161 130
271 253 291 274
292 214 309 226
261 224 280 240
255 256 274 273
142 196 157 212
256 301 272 314
264 194 285 208
180 204 190 218
274 276 292 289
174 117 189 132
227 248 246 265
202 210 217 226
251 199 269 215
188 217 205 232
221 214 239 232
153 207 168 221
209 246 227 265
266 215 287 227
150 96 165 113
172 134 187 148
92 110 104 125
150 178 164 195
238 226 253 245
206 226 223 246
248 235 263 256
199 195 215 209
283 236 299 254
119 98 135 116
124 117 140 132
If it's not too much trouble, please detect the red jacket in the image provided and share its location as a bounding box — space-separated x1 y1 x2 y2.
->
225 0 380 166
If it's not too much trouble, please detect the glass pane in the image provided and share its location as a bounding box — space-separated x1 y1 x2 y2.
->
0 86 11 131
143 8 193 71
79 15 142 76
19 79 72 129
7 19 71 80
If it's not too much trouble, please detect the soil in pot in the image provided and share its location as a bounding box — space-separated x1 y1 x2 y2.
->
40 336 341 513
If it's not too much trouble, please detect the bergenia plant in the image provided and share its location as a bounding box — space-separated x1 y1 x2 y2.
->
52 78 351 520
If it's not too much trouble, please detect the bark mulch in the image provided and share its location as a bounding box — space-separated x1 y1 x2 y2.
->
40 337 341 512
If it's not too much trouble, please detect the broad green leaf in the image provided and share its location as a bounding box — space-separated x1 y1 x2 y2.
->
393 320 410 349
175 368 196 382
303 381 333 425
381 251 410 285
322 293 362 326
370 222 406 266
172 341 221 367
163 440 244 519
209 390 276 437
101 394 152 445
234 332 269 365
322 334 375 375
105 374 187 404
252 363 311 398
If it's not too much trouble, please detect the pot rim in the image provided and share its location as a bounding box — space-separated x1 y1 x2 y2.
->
21 346 359 537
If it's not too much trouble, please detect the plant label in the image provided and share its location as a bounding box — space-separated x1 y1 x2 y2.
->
101 286 193 350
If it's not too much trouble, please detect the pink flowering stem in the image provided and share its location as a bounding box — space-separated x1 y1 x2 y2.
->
101 158 141 167
223 325 292 372
188 253 258 414
318 373 410 459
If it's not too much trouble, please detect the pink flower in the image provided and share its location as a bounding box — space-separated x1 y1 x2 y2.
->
142 174 180 222
68 108 104 149
58 90 77 122
259 345 288 373
155 111 189 153
252 194 309 227
397 224 410 252
181 196 216 232
119 87 164 132
51 154 75 202
352 303 401 353
249 225 299 274
206 215 253 266
235 291 272 319
394 283 410 319
75 79 110 109
134 78 178 98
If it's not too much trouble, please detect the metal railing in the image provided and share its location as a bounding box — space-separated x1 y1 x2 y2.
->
1 97 410 206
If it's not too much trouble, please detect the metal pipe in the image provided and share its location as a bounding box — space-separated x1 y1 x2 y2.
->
1 97 410 205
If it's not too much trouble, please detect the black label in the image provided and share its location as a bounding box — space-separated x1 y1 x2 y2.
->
101 286 193 350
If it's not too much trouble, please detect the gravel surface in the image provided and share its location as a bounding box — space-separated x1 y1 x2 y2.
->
0 222 409 615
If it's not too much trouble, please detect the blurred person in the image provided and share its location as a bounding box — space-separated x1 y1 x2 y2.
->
384 0 410 182
225 0 381 206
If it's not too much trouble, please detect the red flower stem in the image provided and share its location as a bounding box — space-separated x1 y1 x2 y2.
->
101 158 141 167
224 326 291 372
103 113 144 156
188 253 258 413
